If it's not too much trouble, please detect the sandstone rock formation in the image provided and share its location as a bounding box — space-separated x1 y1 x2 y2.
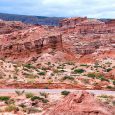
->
44 91 114 115
0 20 30 34
60 17 115 62
0 17 115 63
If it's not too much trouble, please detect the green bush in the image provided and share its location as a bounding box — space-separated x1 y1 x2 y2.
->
63 76 74 80
80 64 88 67
98 75 109 82
24 64 35 69
0 96 10 101
106 68 112 72
31 96 42 101
38 72 46 76
87 73 96 79
31 96 48 103
106 86 113 89
26 92 34 98
61 91 70 96
113 80 115 85
5 105 17 112
74 69 85 74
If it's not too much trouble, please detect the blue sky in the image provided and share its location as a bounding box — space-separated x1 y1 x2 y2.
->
0 0 115 18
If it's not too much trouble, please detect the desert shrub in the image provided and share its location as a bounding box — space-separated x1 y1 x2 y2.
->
24 64 35 69
74 69 85 74
47 62 51 65
87 73 96 79
38 71 46 76
98 75 109 82
42 99 49 103
26 92 34 98
106 68 112 72
41 67 47 70
113 80 115 85
80 64 88 67
5 105 17 112
5 99 15 105
19 103 26 108
15 90 25 96
66 62 74 65
40 92 48 98
106 86 113 89
99 95 109 98
31 96 42 101
0 96 10 101
94 65 102 68
112 101 115 106
63 76 74 80
61 91 70 96
59 69 66 73
31 96 49 103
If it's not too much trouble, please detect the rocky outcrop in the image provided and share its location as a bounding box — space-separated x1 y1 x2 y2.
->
60 17 115 56
59 17 87 28
45 91 114 115
60 17 115 34
0 20 30 34
105 19 115 27
0 34 62 60
0 18 115 62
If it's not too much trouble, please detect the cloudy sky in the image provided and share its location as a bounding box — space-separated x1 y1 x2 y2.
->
0 0 115 18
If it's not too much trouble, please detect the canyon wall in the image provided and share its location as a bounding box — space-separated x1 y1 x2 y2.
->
60 17 115 56
0 18 115 62
0 23 63 61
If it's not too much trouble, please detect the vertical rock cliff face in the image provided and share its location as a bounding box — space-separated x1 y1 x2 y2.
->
60 17 115 57
0 22 63 61
0 18 115 63
0 34 63 60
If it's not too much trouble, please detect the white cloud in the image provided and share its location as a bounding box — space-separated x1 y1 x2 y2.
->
0 0 115 18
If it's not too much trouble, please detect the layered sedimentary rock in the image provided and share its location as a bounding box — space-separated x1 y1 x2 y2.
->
60 17 115 34
0 20 30 34
0 26 62 61
0 17 115 63
60 17 115 59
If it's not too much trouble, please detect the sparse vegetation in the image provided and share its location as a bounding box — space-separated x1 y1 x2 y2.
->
61 91 70 96
87 73 96 79
38 71 46 75
26 92 34 98
0 96 10 101
74 69 85 74
15 90 25 96
24 64 35 69
106 68 112 72
31 96 49 103
63 76 74 80
5 105 17 112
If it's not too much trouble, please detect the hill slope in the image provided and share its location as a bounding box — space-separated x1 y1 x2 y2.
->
0 13 63 26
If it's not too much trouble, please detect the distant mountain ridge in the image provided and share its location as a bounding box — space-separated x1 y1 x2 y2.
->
0 13 63 26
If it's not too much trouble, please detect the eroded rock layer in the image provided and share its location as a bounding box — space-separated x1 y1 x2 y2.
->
0 17 115 63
